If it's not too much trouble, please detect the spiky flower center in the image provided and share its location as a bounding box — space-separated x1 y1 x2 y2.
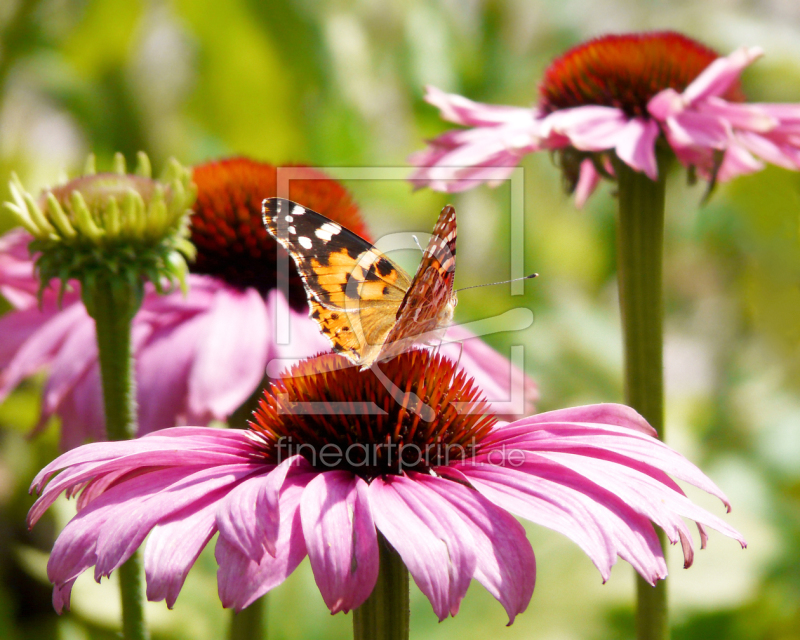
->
189 158 369 310
539 31 744 117
249 351 497 479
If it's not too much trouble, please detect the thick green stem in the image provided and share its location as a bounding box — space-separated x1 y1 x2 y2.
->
353 533 409 640
86 276 148 640
229 598 266 640
613 160 668 640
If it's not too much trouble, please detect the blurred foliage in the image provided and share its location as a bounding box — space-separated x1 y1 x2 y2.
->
1 0 799 639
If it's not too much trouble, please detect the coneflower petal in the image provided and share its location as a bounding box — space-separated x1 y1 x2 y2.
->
300 471 379 613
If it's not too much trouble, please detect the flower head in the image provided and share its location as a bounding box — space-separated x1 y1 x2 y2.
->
29 351 744 622
1 157 537 448
410 31 800 206
3 153 195 304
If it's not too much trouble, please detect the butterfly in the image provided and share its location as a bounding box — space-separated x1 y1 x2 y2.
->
262 198 457 369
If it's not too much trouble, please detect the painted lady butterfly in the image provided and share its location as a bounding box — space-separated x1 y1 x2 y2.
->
262 198 457 369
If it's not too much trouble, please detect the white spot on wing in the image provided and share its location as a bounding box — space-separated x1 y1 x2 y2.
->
320 222 342 235
289 226 296 234
292 205 306 216
298 236 313 249
285 215 294 222
315 228 332 241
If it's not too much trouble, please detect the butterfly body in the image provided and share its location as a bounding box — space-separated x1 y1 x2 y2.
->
262 198 457 369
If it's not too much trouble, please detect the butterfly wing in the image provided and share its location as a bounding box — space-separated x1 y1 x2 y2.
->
380 204 457 361
262 198 412 365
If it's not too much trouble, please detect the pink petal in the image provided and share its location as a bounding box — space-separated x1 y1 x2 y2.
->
144 496 219 608
136 312 208 434
368 474 477 621
0 228 40 308
698 98 778 132
92 465 258 580
663 111 729 149
614 118 660 180
55 364 106 449
734 131 800 170
216 471 313 610
300 471 379 613
216 455 306 561
0 302 89 403
415 473 535 624
456 462 667 584
480 421 733 511
40 313 98 418
683 46 764 104
424 85 539 127
540 106 629 151
716 142 765 181
52 578 77 614
537 450 746 549
574 159 602 209
187 286 270 421
500 403 656 436
446 464 615 580
648 88 685 121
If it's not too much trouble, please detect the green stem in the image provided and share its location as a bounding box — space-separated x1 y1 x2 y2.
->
353 533 409 640
86 276 148 640
613 159 668 640
228 598 266 640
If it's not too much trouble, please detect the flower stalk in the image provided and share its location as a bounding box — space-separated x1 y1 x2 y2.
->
228 600 266 640
353 533 409 640
613 158 668 640
86 268 148 640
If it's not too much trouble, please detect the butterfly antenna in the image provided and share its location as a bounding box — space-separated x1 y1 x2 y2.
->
455 273 538 293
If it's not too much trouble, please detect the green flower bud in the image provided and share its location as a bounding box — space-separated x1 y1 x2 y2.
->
2 152 197 304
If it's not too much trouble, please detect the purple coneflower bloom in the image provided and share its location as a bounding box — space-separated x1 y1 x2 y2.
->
409 31 800 206
0 158 536 448
29 351 744 622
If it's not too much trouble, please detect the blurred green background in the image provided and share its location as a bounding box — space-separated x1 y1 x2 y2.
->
1 0 799 639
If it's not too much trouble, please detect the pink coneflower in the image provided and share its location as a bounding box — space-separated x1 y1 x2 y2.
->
409 31 800 206
1 158 536 448
29 351 744 622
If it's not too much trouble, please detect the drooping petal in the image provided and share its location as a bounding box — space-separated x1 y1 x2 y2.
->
136 312 208 435
0 302 89 403
614 117 660 179
300 471 379 613
574 159 602 209
216 471 313 611
144 496 219 608
444 464 615 580
187 286 270 421
482 420 733 511
368 474 477 621
455 462 667 584
92 465 258 580
416 473 535 624
216 455 307 561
